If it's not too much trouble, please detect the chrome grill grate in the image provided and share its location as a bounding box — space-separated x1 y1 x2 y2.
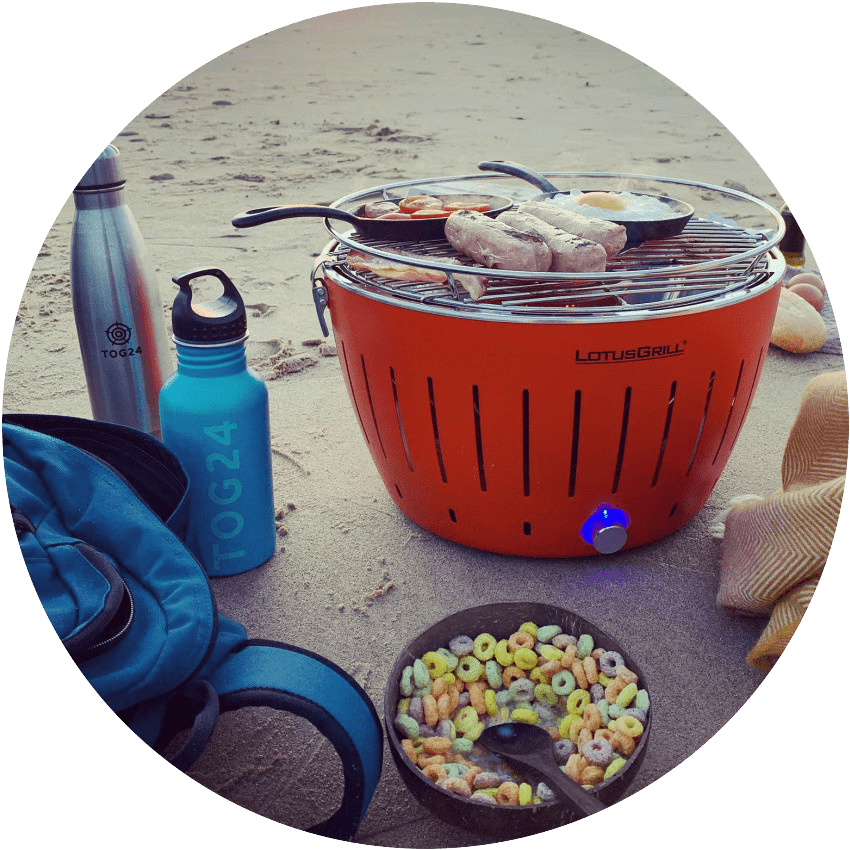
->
322 217 780 318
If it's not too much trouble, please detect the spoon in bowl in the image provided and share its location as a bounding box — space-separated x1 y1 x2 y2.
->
478 723 607 818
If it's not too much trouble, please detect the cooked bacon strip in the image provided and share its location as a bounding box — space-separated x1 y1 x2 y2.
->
346 250 447 283
345 249 487 300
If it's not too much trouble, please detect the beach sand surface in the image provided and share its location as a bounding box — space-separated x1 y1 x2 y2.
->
3 5 844 847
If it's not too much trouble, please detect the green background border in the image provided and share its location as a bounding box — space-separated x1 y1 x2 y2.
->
0 0 850 850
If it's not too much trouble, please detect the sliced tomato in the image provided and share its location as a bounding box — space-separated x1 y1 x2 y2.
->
409 208 452 218
377 212 414 220
443 201 492 212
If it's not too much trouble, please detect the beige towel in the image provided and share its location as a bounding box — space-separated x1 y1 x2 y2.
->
716 371 847 671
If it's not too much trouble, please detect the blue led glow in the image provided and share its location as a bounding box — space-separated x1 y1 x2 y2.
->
580 504 631 546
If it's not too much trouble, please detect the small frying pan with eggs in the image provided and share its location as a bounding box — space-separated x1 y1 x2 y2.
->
478 160 694 245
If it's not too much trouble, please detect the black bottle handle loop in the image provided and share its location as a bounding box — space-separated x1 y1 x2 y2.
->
170 267 248 344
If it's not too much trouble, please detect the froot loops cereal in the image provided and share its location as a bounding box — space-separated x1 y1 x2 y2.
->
393 619 648 806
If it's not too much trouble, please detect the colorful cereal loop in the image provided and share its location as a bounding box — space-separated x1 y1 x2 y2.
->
614 714 644 738
518 622 538 640
604 756 627 780
467 681 486 714
422 736 453 755
484 659 503 689
465 720 485 741
518 783 533 805
451 737 474 755
494 639 514 666
582 737 614 767
435 718 455 739
551 669 576 696
496 781 520 806
422 763 447 782
422 651 448 679
412 658 431 689
513 647 539 671
607 703 624 720
501 665 526 688
394 713 419 739
399 665 415 697
457 655 483 683
566 688 591 715
598 650 624 678
534 683 559 706
448 635 475 657
436 647 459 672
401 737 416 761
567 719 586 744
576 633 594 659
511 707 539 725
558 713 583 740
454 705 479 734
484 688 498 716
508 677 535 701
473 633 497 661
582 702 602 732
616 682 638 708
508 631 535 652
536 625 562 644
440 776 472 797
422 694 438 726
616 665 639 685
537 643 563 662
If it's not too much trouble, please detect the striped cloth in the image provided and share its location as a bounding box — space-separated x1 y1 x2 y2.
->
716 370 847 671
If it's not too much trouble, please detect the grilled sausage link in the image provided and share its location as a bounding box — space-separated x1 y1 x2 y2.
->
517 200 627 258
444 209 551 272
497 211 607 273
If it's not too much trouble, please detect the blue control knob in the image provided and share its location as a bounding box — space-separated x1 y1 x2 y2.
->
580 505 631 554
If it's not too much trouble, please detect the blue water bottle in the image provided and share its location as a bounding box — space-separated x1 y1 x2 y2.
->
159 267 276 575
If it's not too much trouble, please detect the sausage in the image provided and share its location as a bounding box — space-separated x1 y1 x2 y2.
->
517 200 627 258
497 211 607 273
444 209 551 272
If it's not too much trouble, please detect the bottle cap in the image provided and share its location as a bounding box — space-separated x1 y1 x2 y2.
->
75 144 126 191
170 268 248 344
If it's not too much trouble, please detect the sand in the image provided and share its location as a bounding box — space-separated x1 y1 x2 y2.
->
2 3 846 849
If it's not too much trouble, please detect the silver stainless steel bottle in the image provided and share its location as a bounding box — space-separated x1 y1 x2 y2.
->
71 144 173 438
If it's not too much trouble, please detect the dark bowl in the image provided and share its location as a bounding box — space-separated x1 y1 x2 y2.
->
383 602 651 839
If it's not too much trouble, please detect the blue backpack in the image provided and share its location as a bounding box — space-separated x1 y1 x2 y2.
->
3 413 383 841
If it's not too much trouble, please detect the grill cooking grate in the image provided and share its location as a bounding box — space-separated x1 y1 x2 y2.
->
322 217 778 318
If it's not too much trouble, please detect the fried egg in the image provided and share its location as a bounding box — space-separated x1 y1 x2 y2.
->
553 190 679 222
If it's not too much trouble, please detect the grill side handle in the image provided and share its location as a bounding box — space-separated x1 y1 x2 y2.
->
311 254 332 337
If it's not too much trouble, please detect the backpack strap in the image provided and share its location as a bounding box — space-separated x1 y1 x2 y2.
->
206 638 383 842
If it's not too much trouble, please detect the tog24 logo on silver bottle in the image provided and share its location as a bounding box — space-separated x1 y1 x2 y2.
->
102 322 143 358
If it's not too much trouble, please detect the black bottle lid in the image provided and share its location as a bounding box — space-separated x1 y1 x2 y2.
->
170 268 247 344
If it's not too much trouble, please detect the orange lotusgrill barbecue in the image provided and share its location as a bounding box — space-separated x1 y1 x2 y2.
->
306 173 785 557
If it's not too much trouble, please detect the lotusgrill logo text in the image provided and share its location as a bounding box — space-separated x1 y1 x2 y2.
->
575 340 687 364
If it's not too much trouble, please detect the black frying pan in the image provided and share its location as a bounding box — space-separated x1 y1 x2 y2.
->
231 193 513 241
478 160 694 244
